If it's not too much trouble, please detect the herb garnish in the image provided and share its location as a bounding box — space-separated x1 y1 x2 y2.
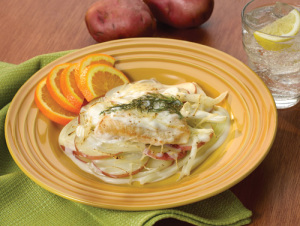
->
100 93 183 118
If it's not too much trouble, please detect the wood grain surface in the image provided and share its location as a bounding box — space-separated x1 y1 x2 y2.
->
1 0 299 225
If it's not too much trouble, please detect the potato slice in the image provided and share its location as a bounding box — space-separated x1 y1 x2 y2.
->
91 152 149 178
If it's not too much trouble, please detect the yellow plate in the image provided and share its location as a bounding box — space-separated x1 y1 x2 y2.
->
5 38 277 210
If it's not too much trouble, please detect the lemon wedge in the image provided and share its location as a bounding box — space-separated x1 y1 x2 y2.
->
254 9 300 51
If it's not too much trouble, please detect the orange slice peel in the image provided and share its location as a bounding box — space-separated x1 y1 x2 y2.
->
46 63 80 114
34 53 129 125
78 64 129 102
60 63 85 110
78 53 115 75
35 77 77 125
75 53 116 96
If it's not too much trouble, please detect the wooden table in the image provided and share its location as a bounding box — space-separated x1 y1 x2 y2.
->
1 0 299 225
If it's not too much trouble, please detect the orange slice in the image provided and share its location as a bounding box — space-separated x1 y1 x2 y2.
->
77 53 115 75
35 77 77 125
60 63 84 110
75 54 116 97
78 64 129 102
46 63 80 114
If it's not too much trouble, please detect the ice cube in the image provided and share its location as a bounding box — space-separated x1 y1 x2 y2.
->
272 2 294 18
245 10 275 29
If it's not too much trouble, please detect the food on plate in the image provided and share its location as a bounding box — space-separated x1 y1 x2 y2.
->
34 53 129 125
76 53 115 76
74 53 117 102
144 0 214 29
60 63 85 110
35 53 229 185
75 64 129 102
34 77 78 125
46 63 81 114
85 0 156 43
59 79 230 184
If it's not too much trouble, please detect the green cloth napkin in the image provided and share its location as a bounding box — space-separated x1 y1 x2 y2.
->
0 51 252 226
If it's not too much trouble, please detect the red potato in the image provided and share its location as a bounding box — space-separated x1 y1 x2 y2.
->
144 0 214 29
175 82 198 94
72 150 122 160
73 153 90 163
85 0 156 43
168 141 207 151
92 162 146 178
144 147 187 160
143 145 188 160
91 153 149 178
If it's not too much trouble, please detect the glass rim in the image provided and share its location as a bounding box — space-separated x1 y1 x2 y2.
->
241 0 300 39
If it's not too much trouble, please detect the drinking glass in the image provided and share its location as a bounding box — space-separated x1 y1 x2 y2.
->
242 0 300 109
